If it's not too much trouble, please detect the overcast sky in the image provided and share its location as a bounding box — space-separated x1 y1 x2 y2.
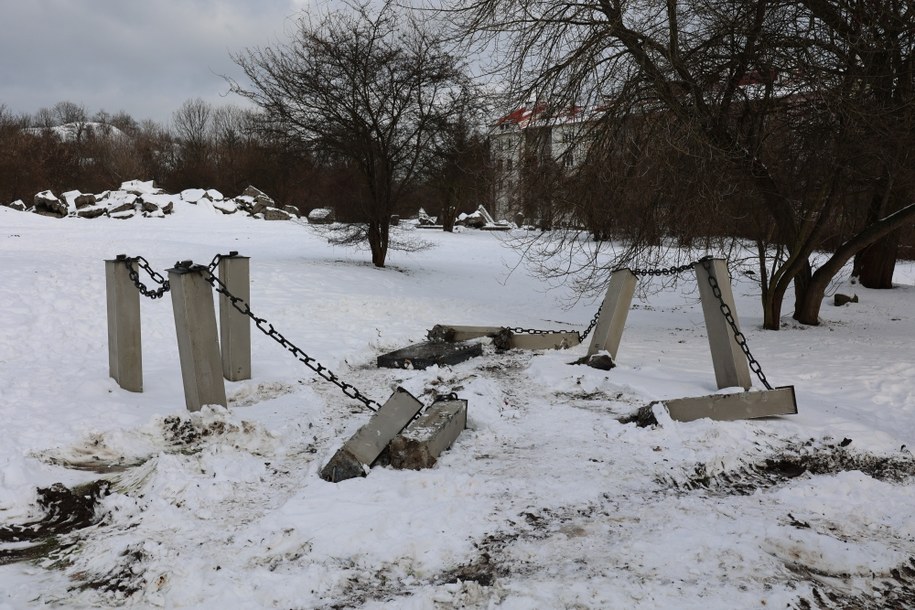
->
0 0 317 126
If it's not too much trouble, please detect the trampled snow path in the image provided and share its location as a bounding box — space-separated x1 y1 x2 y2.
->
1 207 914 609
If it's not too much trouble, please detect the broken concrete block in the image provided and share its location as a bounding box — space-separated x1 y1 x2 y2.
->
320 387 424 483
389 398 467 470
428 325 580 351
662 386 797 422
377 340 482 370
508 331 580 350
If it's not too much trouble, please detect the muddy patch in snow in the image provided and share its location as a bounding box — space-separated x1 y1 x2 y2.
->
0 480 108 565
35 408 277 474
668 439 915 495
70 542 150 600
791 557 915 610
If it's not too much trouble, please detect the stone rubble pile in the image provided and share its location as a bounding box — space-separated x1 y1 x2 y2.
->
3 180 301 221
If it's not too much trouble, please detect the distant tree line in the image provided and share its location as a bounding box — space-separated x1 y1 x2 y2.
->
0 93 493 246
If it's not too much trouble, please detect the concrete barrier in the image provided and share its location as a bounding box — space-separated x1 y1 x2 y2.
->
320 388 424 482
389 398 467 469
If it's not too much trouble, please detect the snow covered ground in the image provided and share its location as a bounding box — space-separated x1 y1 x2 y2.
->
1 204 913 609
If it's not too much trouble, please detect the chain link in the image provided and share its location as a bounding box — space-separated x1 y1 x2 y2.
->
120 254 171 299
577 304 602 342
510 257 774 390
625 261 698 277
201 256 381 412
699 258 773 390
511 262 694 340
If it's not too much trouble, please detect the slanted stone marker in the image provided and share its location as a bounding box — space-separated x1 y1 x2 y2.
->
320 387 424 482
586 268 637 360
217 252 251 381
695 258 752 390
662 386 797 422
105 255 142 392
377 340 482 370
168 261 227 412
389 398 467 470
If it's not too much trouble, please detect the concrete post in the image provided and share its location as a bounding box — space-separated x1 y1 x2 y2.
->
586 268 637 359
320 387 424 482
105 255 142 392
695 258 752 390
168 261 227 411
217 253 251 381
389 398 468 470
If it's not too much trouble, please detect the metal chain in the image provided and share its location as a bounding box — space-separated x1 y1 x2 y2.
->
625 261 697 277
201 256 381 412
577 304 602 342
510 262 695 340
120 254 171 299
508 325 576 337
700 258 773 390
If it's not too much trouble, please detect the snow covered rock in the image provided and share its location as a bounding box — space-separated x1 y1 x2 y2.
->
307 207 335 224
33 191 67 217
264 206 293 221
76 206 106 219
417 207 437 225
180 189 208 204
120 180 162 195
238 185 275 216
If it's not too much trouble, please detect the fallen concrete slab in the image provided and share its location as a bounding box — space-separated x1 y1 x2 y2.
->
427 325 580 350
509 331 580 350
389 398 467 470
320 387 424 483
663 386 797 422
377 340 483 370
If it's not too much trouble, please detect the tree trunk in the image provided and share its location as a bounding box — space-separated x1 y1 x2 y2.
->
368 219 389 267
853 230 900 289
794 274 829 326
791 260 814 324
794 203 915 324
442 191 456 233
761 285 783 330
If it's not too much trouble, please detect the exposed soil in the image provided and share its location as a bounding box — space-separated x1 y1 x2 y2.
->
669 440 915 495
71 543 149 599
0 480 108 565
792 557 915 610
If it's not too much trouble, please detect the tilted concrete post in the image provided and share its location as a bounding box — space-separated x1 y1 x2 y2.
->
320 387 424 482
218 253 251 381
105 255 142 392
168 261 227 411
586 268 637 359
695 258 752 390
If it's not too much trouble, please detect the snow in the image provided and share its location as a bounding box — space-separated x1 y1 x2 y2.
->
0 205 914 608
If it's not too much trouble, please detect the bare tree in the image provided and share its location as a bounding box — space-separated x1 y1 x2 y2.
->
449 0 915 328
425 106 494 231
172 98 215 189
229 2 471 267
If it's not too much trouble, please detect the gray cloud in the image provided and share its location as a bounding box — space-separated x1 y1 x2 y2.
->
0 0 308 125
